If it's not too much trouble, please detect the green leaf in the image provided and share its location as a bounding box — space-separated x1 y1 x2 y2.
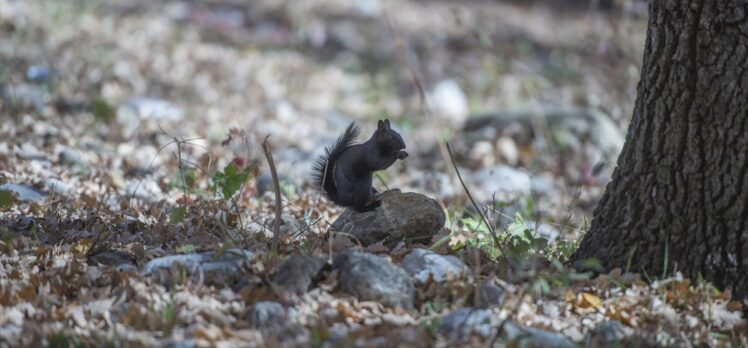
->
0 190 14 208
91 97 115 123
170 206 187 224
213 163 250 200
176 244 196 254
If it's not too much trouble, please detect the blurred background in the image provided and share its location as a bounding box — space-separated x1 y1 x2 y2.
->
0 0 649 242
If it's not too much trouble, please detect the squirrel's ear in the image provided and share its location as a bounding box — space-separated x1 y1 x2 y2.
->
377 120 385 130
384 119 390 128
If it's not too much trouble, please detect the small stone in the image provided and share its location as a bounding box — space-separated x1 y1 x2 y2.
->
273 254 327 295
125 179 164 203
26 65 51 83
2 83 46 112
58 146 89 167
333 251 414 309
142 249 253 287
400 249 468 284
246 301 286 329
16 143 47 161
430 79 468 128
439 308 495 339
329 190 445 246
503 322 576 348
585 320 630 348
530 174 556 197
44 178 74 196
476 281 505 308
0 183 45 202
496 137 519 166
87 250 136 267
116 98 184 138
470 165 531 202
126 97 184 122
469 141 495 167
160 339 197 348
143 249 253 274
245 302 311 344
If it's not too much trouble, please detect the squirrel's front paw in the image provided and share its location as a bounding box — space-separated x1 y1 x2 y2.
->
397 150 409 160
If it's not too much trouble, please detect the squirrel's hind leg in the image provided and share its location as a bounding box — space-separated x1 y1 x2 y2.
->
352 188 379 212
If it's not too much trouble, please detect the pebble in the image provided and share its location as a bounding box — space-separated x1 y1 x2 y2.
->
333 251 414 309
400 248 468 283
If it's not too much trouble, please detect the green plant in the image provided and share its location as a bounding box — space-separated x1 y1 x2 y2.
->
279 179 296 200
160 298 177 336
0 190 14 208
212 163 252 200
455 211 548 260
48 332 84 348
169 206 187 224
90 97 115 123
175 244 196 254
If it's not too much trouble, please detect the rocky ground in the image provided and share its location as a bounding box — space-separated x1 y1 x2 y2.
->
1 0 746 347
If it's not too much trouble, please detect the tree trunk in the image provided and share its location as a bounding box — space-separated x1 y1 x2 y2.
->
571 0 748 301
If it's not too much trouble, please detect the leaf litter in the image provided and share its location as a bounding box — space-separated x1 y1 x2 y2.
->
0 0 746 347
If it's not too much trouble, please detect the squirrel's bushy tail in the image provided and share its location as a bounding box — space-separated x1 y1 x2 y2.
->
312 122 359 203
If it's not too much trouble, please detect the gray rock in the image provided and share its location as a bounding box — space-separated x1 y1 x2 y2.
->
125 179 164 203
439 308 495 339
26 65 51 83
439 310 575 346
245 301 311 345
246 301 286 329
503 322 576 348
329 190 445 246
116 97 183 138
16 143 48 161
44 178 74 196
0 183 45 202
58 146 88 167
87 250 135 267
142 249 253 287
143 249 253 274
126 97 184 121
476 281 505 309
470 165 531 202
2 83 47 112
333 251 414 309
430 79 468 128
160 339 196 348
400 249 468 284
273 254 327 295
530 174 556 197
585 320 630 348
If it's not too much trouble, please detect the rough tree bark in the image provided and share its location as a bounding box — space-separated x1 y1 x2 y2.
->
571 0 748 301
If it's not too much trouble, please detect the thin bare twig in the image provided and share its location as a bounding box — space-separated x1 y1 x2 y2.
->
445 142 498 242
262 136 283 256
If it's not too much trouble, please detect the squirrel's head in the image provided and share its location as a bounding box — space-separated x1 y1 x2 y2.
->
374 119 406 152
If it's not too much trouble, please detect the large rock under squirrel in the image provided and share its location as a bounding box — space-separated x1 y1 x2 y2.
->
329 189 445 246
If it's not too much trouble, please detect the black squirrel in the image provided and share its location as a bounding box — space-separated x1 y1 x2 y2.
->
313 119 408 212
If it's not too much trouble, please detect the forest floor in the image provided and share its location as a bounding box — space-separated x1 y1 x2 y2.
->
1 0 746 347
